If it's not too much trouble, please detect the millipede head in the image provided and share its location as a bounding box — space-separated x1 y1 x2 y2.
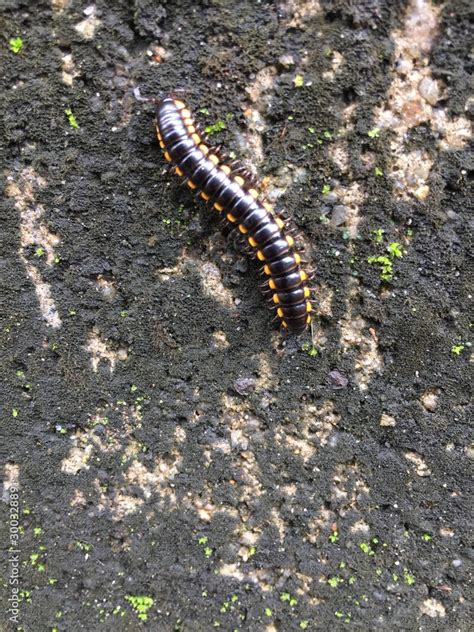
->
168 88 189 98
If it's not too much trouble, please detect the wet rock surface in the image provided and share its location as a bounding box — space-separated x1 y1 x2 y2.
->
0 1 472 630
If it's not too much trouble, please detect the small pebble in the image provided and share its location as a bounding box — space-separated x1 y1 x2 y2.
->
419 598 446 618
395 57 412 74
328 369 348 389
380 413 396 427
421 390 439 412
234 258 248 273
100 285 116 300
278 54 295 68
330 205 347 227
418 76 440 106
230 430 249 451
233 377 256 396
324 192 339 204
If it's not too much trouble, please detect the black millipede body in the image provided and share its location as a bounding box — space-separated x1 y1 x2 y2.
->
155 95 314 335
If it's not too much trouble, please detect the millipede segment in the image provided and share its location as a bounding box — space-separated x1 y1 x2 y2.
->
155 95 314 334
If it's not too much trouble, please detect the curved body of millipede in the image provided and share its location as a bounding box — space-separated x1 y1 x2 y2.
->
155 95 314 335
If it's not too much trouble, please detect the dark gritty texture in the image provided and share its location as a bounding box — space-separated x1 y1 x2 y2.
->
0 1 472 631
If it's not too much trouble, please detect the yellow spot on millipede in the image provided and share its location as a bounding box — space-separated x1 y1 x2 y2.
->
272 294 279 304
187 180 197 189
191 133 201 145
248 237 257 247
286 235 295 247
306 315 312 324
164 151 171 161
306 302 312 312
239 225 248 234
199 144 209 155
227 213 237 222
209 154 219 166
257 251 265 261
201 192 210 201
248 188 259 199
277 307 284 318
159 141 165 149
187 125 196 135
263 202 273 213
264 265 271 275
304 288 311 298
282 320 288 328
175 166 184 177
174 100 186 110
181 108 191 119
183 118 193 126
300 271 307 282
234 175 245 187
214 203 223 212
294 253 301 264
276 217 285 229
221 165 231 175
269 279 276 290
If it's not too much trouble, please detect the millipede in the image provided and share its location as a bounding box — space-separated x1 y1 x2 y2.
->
155 94 315 335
